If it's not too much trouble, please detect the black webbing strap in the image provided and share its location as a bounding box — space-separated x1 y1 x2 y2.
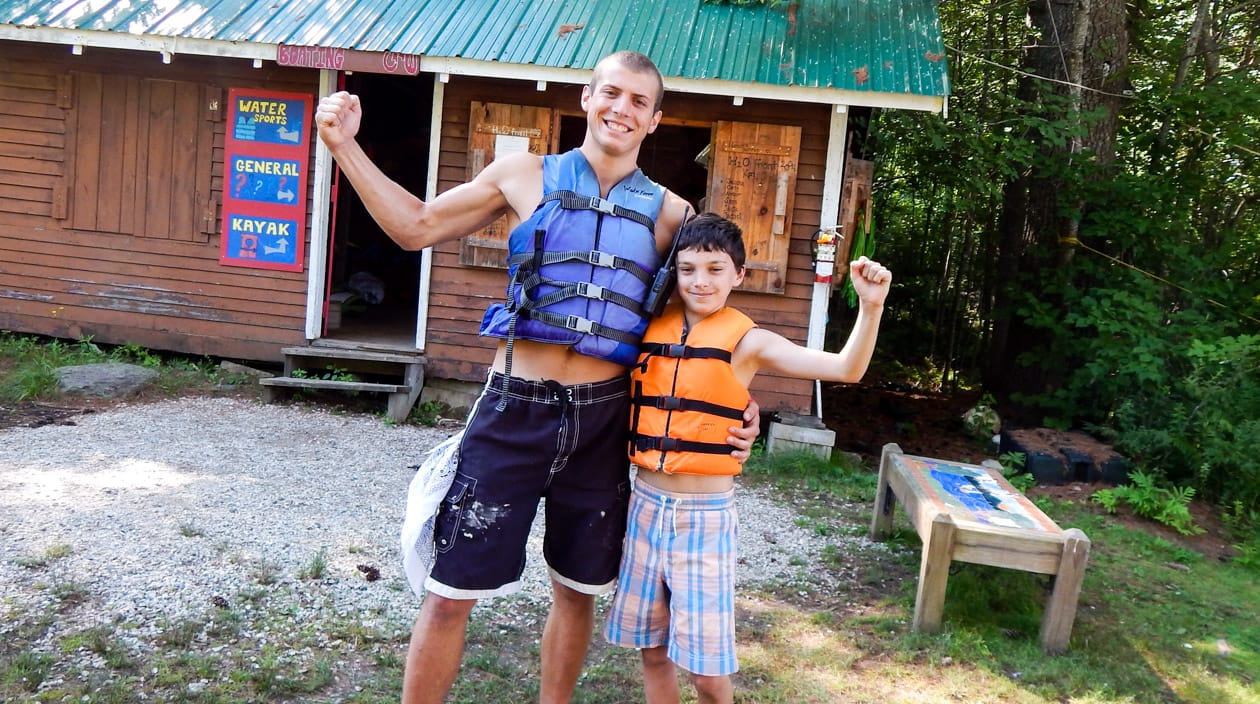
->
507 249 653 286
541 190 657 231
524 278 648 318
631 392 746 421
526 309 642 346
632 433 736 456
637 342 732 363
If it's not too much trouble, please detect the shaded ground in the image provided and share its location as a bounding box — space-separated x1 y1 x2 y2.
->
0 401 100 429
821 380 987 462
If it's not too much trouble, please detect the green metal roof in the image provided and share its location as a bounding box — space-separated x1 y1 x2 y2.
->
0 0 949 110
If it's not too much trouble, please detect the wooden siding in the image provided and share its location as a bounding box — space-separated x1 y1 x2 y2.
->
0 42 319 361
428 76 832 413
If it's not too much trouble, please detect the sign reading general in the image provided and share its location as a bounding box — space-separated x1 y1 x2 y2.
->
220 88 312 272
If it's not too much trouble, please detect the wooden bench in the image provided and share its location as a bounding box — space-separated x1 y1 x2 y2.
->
869 443 1090 653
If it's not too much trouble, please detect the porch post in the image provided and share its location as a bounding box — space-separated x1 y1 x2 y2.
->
304 68 337 340
807 104 850 416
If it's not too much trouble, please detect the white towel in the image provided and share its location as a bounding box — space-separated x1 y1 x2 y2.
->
400 430 463 599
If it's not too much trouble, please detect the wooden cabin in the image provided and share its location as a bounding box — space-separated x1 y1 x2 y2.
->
0 0 948 419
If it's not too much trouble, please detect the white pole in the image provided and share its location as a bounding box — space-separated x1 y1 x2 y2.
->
808 105 850 417
304 69 337 340
414 78 444 351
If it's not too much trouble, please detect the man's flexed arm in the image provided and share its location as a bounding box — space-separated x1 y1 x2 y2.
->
315 91 521 251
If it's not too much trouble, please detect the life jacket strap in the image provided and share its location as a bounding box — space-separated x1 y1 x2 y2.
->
638 342 732 363
525 309 642 346
541 190 657 232
517 276 649 318
631 393 746 421
508 249 653 285
632 433 736 456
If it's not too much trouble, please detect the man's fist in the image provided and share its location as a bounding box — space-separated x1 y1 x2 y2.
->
315 91 363 149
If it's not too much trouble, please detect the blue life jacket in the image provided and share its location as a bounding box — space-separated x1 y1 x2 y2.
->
479 148 666 367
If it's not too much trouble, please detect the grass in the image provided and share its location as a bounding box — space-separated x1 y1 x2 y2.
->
7 447 1247 703
0 330 258 403
3 335 1259 703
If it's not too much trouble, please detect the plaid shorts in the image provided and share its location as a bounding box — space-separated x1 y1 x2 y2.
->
604 478 739 676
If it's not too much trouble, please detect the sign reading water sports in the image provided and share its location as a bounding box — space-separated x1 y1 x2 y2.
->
220 88 312 272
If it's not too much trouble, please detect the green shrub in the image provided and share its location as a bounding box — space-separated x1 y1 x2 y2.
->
1092 470 1202 536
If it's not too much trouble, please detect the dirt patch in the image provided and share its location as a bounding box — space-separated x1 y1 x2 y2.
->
1026 482 1238 563
1003 427 1122 465
821 381 988 462
0 401 99 429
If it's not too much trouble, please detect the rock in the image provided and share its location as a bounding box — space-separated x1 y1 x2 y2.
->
55 363 159 397
219 360 270 378
962 404 1001 440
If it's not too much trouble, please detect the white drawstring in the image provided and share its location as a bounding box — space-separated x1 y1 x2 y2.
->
656 494 678 539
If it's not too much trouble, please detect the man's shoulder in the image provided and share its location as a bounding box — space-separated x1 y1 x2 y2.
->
654 191 693 236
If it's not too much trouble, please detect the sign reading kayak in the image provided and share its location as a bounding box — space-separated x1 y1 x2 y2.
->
220 88 312 272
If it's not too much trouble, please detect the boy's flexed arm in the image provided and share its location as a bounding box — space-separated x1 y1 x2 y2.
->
740 256 892 384
316 91 533 251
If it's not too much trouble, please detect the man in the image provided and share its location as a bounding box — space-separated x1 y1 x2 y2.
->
315 51 760 704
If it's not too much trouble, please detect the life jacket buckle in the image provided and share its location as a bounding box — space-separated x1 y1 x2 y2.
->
588 196 616 215
657 437 682 452
577 281 606 300
565 314 595 334
655 396 683 411
664 343 687 358
586 250 616 268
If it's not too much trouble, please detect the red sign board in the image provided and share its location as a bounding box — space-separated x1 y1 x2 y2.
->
277 44 421 75
219 88 312 272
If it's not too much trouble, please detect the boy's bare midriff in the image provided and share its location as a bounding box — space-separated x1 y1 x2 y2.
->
489 338 629 385
635 467 736 494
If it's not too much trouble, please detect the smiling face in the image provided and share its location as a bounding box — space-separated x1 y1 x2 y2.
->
675 246 745 326
580 56 664 157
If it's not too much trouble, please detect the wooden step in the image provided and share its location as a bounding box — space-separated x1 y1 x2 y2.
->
280 346 426 365
259 377 410 394
263 345 427 422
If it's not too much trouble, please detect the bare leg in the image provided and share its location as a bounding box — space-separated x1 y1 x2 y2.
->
539 580 596 704
641 645 680 704
688 673 733 704
401 592 477 704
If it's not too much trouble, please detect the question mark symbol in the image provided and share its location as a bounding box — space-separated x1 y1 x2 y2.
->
234 173 247 198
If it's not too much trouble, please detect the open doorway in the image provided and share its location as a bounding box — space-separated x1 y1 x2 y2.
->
324 72 434 349
557 115 711 208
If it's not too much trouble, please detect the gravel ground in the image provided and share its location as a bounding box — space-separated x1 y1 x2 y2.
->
0 396 879 689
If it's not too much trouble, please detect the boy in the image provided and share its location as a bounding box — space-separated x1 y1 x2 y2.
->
604 212 892 704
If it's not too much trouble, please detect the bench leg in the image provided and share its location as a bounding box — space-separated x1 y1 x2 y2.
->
870 443 902 540
912 513 956 633
1040 528 1091 653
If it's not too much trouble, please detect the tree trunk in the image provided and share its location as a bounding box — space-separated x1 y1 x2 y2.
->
985 0 1129 404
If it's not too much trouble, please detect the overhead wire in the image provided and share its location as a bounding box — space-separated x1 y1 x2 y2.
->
1062 237 1260 326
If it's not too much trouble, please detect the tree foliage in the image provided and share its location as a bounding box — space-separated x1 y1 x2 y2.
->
868 0 1260 512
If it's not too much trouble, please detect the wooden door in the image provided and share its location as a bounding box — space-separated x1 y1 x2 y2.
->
705 121 801 294
460 101 556 268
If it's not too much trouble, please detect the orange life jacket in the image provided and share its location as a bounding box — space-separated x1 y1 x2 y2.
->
629 302 756 476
